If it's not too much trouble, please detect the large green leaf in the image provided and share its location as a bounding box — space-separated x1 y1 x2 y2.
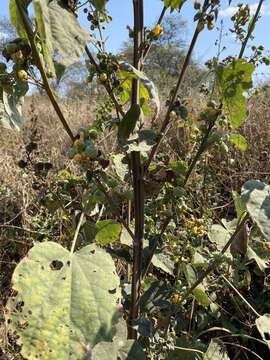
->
203 339 229 359
256 314 270 350
96 220 122 245
241 180 270 241
216 59 254 128
7 242 120 360
0 81 29 129
163 0 186 11
37 0 90 70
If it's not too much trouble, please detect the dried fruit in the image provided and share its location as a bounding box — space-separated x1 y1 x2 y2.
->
207 22 214 31
73 153 82 162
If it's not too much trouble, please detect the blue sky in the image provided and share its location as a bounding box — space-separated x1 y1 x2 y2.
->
1 0 269 83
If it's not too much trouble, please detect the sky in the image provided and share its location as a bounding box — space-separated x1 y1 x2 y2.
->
0 0 269 84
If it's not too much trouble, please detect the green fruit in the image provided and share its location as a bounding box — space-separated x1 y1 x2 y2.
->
5 43 18 55
89 129 98 140
73 140 85 152
67 148 78 159
17 70 28 81
85 145 98 159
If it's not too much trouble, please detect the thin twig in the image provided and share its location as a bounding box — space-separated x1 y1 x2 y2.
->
238 0 265 59
70 212 84 254
84 45 125 117
221 275 261 317
144 2 207 170
177 213 249 307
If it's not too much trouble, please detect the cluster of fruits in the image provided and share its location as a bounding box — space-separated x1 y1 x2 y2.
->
194 0 220 32
86 52 121 88
84 8 112 31
1 38 32 85
68 128 99 163
191 101 221 123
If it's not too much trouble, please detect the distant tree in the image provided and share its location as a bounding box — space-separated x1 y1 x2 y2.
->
122 15 205 97
0 17 16 54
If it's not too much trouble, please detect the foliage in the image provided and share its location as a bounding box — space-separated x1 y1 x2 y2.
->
7 242 120 359
1 0 270 359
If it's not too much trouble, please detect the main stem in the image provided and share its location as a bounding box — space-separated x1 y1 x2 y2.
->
128 0 144 340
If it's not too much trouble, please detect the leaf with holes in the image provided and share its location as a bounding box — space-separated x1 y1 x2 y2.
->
7 242 120 360
96 220 121 245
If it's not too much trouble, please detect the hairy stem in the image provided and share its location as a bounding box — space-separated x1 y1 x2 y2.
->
128 0 145 340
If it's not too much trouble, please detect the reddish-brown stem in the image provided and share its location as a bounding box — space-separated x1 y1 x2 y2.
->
128 0 145 340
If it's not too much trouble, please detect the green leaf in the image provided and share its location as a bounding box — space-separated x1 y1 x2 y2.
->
246 246 268 272
208 224 231 253
118 104 142 143
112 154 129 181
96 220 121 245
241 180 270 241
256 314 270 350
152 253 174 276
92 320 146 359
7 242 120 360
232 191 246 219
90 0 107 11
230 133 248 151
216 58 254 128
0 80 29 129
120 227 133 247
192 288 210 308
168 160 187 178
119 62 160 117
203 339 230 359
163 0 186 11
